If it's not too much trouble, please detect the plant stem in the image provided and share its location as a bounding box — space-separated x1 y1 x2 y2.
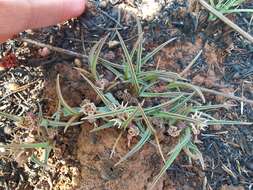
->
198 0 253 43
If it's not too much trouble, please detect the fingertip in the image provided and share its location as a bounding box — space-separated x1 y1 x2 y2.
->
67 0 86 18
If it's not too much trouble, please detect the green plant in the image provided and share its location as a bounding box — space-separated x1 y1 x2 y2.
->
74 24 252 188
209 0 253 20
0 108 82 167
1 21 252 189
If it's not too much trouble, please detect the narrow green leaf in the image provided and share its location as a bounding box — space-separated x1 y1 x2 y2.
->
152 111 201 124
89 34 109 80
206 120 252 125
115 128 152 166
140 92 189 98
136 18 143 73
84 107 135 120
168 81 206 103
90 121 115 132
116 30 140 94
169 94 194 113
0 141 50 149
191 104 235 111
144 95 184 114
151 128 191 188
79 73 115 110
40 119 83 128
0 111 21 122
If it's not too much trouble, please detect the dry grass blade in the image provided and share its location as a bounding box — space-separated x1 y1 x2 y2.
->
136 18 143 73
198 0 253 43
138 104 166 163
64 115 81 133
56 74 79 115
198 85 253 105
110 108 139 156
142 37 177 65
150 127 191 189
79 72 115 110
180 50 203 77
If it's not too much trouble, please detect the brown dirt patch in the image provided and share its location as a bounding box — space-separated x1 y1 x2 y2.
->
76 123 169 190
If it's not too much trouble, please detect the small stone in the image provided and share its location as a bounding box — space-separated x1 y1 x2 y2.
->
4 126 12 135
22 42 28 47
0 147 5 153
109 0 119 5
4 82 20 92
108 40 120 49
99 0 108 8
74 58 82 67
38 47 50 57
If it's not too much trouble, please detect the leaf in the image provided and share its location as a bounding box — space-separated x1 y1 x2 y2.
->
168 81 206 103
116 30 140 94
150 127 191 189
152 111 201 124
40 119 83 128
144 95 184 115
0 111 21 122
105 93 120 106
56 74 79 115
102 64 124 79
136 18 143 73
115 127 152 166
84 107 134 120
64 115 81 133
138 70 184 82
89 34 109 80
79 73 115 110
90 121 115 132
183 141 205 170
140 92 189 98
169 94 194 113
191 104 235 111
138 104 166 163
0 141 50 149
206 120 252 125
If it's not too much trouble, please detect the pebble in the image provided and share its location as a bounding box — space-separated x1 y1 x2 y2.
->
74 58 82 67
3 126 12 135
99 0 108 8
108 40 120 49
4 82 20 92
38 47 50 57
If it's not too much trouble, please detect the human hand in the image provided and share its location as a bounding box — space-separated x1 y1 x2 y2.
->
0 0 86 42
